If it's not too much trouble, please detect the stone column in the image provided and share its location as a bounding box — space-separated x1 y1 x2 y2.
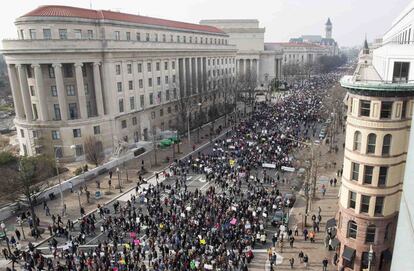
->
93 62 105 116
52 63 68 121
32 64 49 121
194 57 198 94
74 62 88 119
7 65 25 119
256 59 259 82
16 64 33 122
243 59 247 77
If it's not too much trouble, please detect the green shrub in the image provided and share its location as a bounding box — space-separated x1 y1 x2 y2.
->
0 151 17 166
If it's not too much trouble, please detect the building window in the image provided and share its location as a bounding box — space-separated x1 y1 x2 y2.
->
162 34 166 42
43 29 51 39
382 134 392 155
20 129 24 138
68 103 78 119
51 86 57 97
130 97 135 110
48 65 55 78
126 32 131 41
151 111 156 119
73 128 81 138
375 197 384 215
139 79 143 88
148 78 153 87
172 75 176 83
166 89 170 101
132 117 137 125
160 108 164 117
140 95 145 108
351 162 359 181
393 62 410 83
53 104 61 120
121 120 127 129
87 30 93 39
84 84 89 95
127 64 132 74
136 32 141 41
347 220 357 239
365 225 376 243
363 166 373 184
58 29 67 39
156 62 160 71
165 76 169 84
30 86 35 96
349 191 356 209
75 145 83 156
157 77 161 86
114 31 120 40
167 106 171 113
157 91 162 103
360 100 371 117
360 195 370 213
66 85 75 96
149 93 154 105
378 167 388 186
128 80 133 90
146 33 150 41
51 130 60 140
402 100 407 119
384 223 391 240
172 61 176 70
367 133 376 154
115 64 121 75
117 82 123 92
380 101 393 119
119 99 124 113
353 131 362 151
61 64 72 78
173 88 177 99
164 61 168 70
93 126 100 135
74 29 82 39
147 63 152 72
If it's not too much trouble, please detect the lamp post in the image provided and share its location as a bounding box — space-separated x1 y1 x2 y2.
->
54 144 76 216
1 222 11 255
368 245 374 271
116 167 122 193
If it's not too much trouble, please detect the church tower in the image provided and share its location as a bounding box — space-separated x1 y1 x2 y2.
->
325 18 332 39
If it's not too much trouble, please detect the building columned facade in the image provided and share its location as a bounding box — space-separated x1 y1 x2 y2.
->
338 2 414 268
2 5 237 160
199 19 283 88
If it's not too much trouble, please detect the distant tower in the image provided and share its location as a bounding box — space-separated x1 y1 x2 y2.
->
363 36 370 54
325 18 332 39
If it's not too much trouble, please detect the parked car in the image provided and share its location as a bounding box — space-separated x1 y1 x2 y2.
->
284 193 296 207
271 210 285 226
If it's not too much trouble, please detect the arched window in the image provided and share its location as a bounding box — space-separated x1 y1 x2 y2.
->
347 220 358 239
367 133 377 154
384 223 392 241
382 134 392 155
353 131 362 151
365 224 376 243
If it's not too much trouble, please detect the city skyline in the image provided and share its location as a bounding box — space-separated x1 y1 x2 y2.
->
0 0 411 48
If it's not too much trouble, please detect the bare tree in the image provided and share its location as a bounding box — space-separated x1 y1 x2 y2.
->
84 136 104 167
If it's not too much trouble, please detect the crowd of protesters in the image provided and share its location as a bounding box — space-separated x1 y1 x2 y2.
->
5 72 343 271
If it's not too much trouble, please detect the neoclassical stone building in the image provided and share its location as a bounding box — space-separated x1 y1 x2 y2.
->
338 39 414 270
2 5 237 160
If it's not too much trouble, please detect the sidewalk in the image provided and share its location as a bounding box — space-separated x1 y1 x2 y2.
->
0 111 248 261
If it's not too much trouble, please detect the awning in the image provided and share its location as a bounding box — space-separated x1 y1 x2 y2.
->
382 249 392 261
343 246 356 262
326 218 337 229
330 238 340 248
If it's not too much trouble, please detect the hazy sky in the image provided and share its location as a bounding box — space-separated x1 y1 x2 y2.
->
0 0 411 47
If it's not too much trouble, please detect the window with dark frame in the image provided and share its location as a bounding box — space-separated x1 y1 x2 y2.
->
378 167 388 186
360 100 371 117
380 101 393 119
393 62 410 83
363 166 373 184
360 195 370 213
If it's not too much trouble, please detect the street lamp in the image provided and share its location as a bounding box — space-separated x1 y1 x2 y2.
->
1 222 11 256
54 144 76 216
116 167 122 193
368 245 374 271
